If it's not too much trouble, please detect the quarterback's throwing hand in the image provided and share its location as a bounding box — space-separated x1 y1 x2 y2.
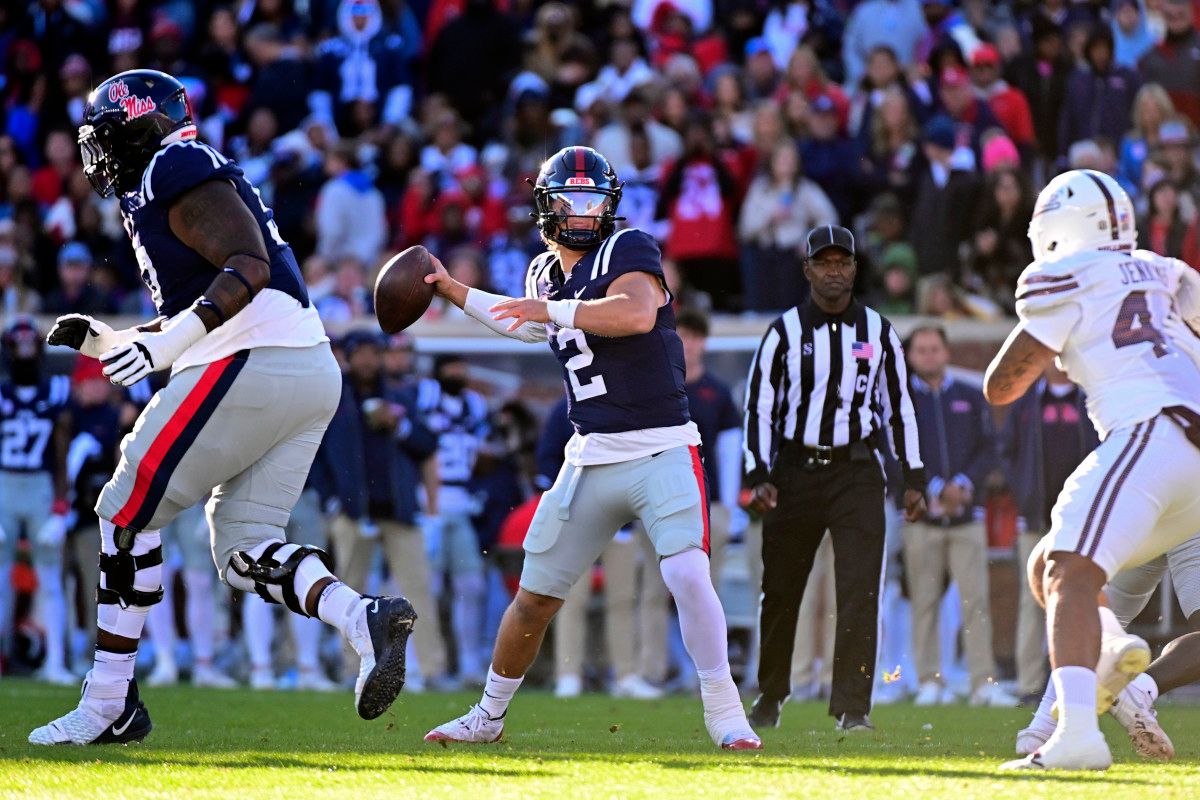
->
490 298 550 331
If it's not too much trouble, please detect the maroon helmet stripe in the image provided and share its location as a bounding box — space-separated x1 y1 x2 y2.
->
574 148 585 174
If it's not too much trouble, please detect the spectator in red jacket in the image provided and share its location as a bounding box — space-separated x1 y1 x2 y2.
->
969 44 1036 157
658 112 743 311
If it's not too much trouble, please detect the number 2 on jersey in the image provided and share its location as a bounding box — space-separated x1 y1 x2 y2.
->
556 328 608 400
1111 291 1168 358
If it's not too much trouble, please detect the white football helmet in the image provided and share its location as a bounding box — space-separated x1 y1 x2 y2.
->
1028 169 1136 261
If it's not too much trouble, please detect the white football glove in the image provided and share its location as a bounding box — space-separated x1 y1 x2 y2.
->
100 312 207 387
46 314 137 359
36 514 69 548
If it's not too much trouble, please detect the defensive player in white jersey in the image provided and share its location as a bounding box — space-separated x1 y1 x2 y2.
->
421 146 759 750
1016 533 1200 761
984 169 1200 771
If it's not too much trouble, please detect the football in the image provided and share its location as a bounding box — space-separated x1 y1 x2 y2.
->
374 245 435 334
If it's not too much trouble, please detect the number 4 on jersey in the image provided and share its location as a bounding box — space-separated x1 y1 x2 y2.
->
1112 291 1168 358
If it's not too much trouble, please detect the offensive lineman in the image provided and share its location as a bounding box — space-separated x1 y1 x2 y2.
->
30 69 415 745
984 169 1200 770
422 146 760 750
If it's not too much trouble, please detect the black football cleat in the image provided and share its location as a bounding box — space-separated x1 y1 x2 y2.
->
350 596 418 720
29 676 152 745
748 694 785 730
835 713 875 733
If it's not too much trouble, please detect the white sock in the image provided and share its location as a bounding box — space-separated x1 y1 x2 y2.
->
290 613 324 671
242 594 275 670
317 580 364 636
146 564 177 668
1052 666 1099 734
35 566 68 672
698 663 749 732
660 549 728 670
184 569 216 664
83 649 136 717
92 648 136 691
1131 672 1159 702
452 573 486 678
1098 605 1125 638
479 665 523 719
1032 677 1057 727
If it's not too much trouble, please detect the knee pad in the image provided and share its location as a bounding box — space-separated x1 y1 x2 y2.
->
97 521 163 638
228 541 333 617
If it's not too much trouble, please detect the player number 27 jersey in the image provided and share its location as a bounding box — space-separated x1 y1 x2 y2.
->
1016 248 1200 439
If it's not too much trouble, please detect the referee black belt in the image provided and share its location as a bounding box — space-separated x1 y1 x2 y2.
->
779 440 874 467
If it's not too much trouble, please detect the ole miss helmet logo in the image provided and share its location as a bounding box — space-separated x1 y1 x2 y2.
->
108 80 157 120
565 176 595 186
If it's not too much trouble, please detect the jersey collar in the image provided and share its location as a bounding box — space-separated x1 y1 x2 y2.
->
805 297 860 327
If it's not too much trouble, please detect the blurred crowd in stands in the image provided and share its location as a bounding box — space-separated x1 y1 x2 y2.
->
2 0 1200 701
1 0 1199 323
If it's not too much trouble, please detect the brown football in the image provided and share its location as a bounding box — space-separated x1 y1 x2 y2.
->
374 245 435 333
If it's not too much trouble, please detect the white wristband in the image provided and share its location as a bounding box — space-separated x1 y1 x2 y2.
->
546 299 581 329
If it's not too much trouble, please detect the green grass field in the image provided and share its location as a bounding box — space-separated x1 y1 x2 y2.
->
1 679 1197 799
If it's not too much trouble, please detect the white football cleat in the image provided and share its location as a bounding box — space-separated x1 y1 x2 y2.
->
424 705 504 743
146 658 178 687
1014 716 1055 755
970 681 1019 708
913 680 946 707
36 665 81 686
1095 631 1150 715
295 667 339 692
1000 728 1112 771
1109 683 1174 760
249 666 276 690
612 675 664 700
28 675 152 746
554 674 582 698
192 664 238 689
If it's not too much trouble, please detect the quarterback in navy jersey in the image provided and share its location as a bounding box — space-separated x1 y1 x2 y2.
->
422 146 760 750
31 70 415 747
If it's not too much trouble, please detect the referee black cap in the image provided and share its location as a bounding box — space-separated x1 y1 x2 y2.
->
806 225 855 259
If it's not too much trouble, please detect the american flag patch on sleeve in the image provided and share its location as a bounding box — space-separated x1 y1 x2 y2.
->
851 341 873 360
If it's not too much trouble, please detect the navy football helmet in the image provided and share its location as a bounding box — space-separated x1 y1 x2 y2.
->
78 69 195 197
2 315 42 379
531 146 623 250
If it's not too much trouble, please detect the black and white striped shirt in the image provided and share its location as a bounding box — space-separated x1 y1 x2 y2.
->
743 299 925 490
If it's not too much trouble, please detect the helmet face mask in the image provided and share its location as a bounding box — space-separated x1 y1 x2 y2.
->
79 70 195 198
533 147 623 251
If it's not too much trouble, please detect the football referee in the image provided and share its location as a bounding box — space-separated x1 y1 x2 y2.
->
743 225 927 732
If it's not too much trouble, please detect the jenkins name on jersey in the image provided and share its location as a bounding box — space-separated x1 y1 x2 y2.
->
1016 170 1200 438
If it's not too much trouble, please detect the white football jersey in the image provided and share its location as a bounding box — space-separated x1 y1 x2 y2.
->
1016 248 1200 439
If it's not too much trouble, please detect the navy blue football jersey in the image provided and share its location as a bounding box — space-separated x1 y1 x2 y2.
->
530 228 690 435
119 140 309 318
0 376 70 473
